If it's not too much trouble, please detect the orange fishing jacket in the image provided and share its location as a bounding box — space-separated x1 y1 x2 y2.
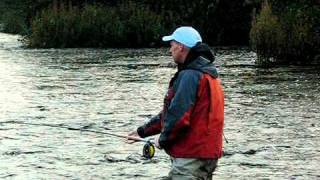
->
137 44 224 159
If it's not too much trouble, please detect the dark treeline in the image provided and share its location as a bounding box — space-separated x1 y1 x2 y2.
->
0 0 257 47
0 0 319 65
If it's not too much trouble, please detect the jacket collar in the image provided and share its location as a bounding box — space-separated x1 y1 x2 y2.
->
178 43 218 78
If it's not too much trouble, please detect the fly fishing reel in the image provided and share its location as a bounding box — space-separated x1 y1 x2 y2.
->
142 141 155 159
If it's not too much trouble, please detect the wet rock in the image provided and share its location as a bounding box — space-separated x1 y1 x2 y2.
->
103 155 124 163
223 149 258 156
0 174 16 178
3 150 45 156
3 151 21 156
159 62 176 68
242 149 257 155
35 116 46 119
223 151 236 157
275 145 291 149
36 105 48 111
125 154 141 163
240 162 268 168
137 114 153 118
80 123 95 130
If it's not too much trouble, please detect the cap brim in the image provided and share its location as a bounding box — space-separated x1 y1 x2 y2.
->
162 35 174 42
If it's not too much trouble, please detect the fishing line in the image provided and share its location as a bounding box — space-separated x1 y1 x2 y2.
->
0 120 155 159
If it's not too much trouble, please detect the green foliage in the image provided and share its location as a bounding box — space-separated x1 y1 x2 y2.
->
2 0 257 47
250 1 285 66
26 2 165 48
0 0 51 34
250 0 320 65
1 10 28 34
3 0 319 63
28 5 80 47
114 1 164 47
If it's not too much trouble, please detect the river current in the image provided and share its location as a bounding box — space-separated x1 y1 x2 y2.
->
0 33 319 179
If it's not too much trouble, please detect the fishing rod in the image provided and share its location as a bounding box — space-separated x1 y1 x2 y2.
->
0 120 155 159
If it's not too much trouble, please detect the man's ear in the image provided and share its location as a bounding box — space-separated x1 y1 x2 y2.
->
181 45 190 54
179 44 186 52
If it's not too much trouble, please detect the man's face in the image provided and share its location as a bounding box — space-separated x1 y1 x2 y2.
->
169 41 184 64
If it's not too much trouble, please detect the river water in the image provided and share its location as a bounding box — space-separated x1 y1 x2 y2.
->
0 33 319 179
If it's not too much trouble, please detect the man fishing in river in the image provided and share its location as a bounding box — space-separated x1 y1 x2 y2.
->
128 26 224 180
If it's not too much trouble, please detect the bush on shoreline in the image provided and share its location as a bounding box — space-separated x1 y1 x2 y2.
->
250 0 320 66
1 10 28 35
26 2 165 48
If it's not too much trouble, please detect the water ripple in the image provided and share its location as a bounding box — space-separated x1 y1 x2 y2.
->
0 33 319 179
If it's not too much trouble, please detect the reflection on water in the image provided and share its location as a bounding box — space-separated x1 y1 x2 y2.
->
0 33 319 179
